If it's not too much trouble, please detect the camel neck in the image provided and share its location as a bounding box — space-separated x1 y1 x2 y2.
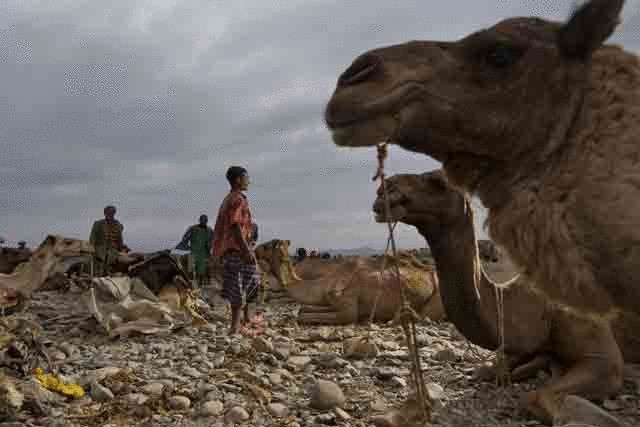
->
10 251 55 297
416 219 498 350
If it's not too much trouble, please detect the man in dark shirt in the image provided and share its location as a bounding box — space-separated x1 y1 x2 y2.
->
89 205 129 276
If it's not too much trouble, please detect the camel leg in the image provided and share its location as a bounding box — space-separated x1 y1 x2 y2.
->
299 304 335 313
526 350 623 425
474 353 551 382
297 305 358 325
510 354 553 381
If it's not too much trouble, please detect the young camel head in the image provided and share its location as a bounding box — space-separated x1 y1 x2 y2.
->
33 234 94 264
372 170 469 232
325 0 626 192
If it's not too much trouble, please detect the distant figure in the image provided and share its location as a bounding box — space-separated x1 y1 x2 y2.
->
212 166 262 335
176 214 214 289
295 247 307 263
17 241 27 250
89 205 129 276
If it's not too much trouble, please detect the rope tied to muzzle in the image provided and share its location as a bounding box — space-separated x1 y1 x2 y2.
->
372 141 432 424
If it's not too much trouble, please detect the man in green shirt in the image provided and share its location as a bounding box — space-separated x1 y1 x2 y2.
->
176 214 214 289
89 205 129 276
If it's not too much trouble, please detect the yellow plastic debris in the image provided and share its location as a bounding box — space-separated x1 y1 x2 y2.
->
33 368 84 398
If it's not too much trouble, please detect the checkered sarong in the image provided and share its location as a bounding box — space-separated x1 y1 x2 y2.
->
221 252 261 306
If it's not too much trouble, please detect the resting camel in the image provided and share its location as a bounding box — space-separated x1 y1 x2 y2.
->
0 235 93 313
0 247 32 274
324 0 640 317
284 253 445 324
373 170 640 423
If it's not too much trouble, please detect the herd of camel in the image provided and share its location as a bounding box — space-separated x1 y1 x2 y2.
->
320 0 639 423
0 0 638 424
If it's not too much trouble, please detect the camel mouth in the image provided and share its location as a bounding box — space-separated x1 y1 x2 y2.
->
326 82 426 147
372 200 407 223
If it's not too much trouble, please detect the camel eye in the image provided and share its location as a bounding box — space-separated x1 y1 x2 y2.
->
486 45 519 67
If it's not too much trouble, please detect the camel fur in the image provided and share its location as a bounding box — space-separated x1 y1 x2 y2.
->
373 170 640 424
0 235 93 313
286 254 444 325
324 0 640 316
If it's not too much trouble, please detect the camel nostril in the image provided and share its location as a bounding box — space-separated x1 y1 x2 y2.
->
338 54 380 87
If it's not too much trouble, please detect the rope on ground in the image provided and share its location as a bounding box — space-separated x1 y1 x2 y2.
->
373 141 432 424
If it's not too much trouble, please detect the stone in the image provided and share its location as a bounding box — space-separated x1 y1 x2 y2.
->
371 411 406 427
335 407 351 420
287 355 311 371
89 380 114 402
141 382 165 396
201 400 224 417
426 382 446 409
226 406 250 423
553 395 622 427
167 395 191 410
343 337 379 359
252 337 274 353
309 379 345 410
124 393 149 405
267 402 288 418
433 348 459 362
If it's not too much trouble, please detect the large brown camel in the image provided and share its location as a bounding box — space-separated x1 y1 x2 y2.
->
0 235 94 313
373 170 640 423
284 253 444 324
324 0 640 316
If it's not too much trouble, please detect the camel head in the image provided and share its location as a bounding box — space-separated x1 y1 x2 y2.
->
255 239 302 287
372 170 469 231
33 235 94 267
325 0 625 191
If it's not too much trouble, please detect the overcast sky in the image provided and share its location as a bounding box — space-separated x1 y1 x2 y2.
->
1 1 638 252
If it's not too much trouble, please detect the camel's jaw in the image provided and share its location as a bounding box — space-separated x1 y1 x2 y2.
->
325 80 430 148
372 198 409 223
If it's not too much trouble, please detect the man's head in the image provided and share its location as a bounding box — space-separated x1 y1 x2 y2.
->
226 166 250 191
199 214 208 226
104 205 117 221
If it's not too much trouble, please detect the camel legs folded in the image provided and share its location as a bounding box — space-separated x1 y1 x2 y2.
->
297 304 358 325
474 353 553 383
525 342 623 424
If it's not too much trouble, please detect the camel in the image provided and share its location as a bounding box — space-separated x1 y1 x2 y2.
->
324 0 640 317
254 239 301 288
0 247 32 274
373 170 640 423
284 253 445 324
0 235 93 313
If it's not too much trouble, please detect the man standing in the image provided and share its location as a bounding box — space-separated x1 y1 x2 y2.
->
89 205 128 276
211 166 261 334
176 214 214 289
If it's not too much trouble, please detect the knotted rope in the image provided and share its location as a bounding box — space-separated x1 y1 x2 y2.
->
373 141 432 424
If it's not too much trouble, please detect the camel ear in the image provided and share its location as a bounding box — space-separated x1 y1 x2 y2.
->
558 0 624 59
37 235 56 250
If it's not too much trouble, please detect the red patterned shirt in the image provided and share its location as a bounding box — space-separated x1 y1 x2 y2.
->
212 191 254 257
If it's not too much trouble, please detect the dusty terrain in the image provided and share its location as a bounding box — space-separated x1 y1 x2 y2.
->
3 265 639 427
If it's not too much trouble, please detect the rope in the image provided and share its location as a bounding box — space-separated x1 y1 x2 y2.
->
368 224 396 329
373 141 432 424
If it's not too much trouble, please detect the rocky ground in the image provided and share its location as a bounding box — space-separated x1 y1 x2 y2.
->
2 283 639 427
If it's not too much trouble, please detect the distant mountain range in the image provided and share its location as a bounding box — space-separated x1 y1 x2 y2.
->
323 246 383 256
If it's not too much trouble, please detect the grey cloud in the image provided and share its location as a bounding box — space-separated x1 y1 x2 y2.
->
0 1 637 250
